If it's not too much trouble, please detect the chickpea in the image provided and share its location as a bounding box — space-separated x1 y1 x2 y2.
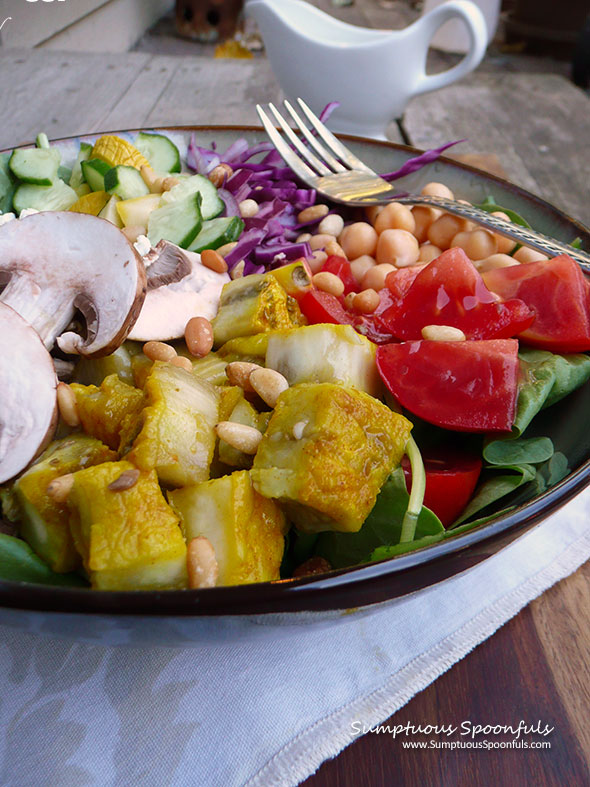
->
307 250 328 273
318 213 344 237
350 254 376 283
339 222 378 259
475 254 520 274
491 211 517 255
450 229 497 261
376 229 420 267
421 181 455 200
513 246 549 263
365 205 384 224
361 263 396 291
427 214 470 250
309 234 336 251
418 243 443 264
412 206 442 243
374 202 416 235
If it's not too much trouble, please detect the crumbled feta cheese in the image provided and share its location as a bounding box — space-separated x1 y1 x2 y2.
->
19 208 39 219
0 212 16 226
134 234 152 258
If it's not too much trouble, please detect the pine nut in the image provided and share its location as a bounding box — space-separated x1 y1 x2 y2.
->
324 240 346 259
421 324 466 342
185 316 214 358
140 165 158 190
201 248 228 273
309 233 336 251
250 367 289 408
296 232 312 243
307 250 327 273
231 260 245 279
312 271 345 297
297 204 329 224
226 361 262 391
159 176 180 192
122 225 146 244
344 292 357 310
217 241 238 258
143 341 177 362
208 163 233 188
353 288 380 314
57 382 80 427
108 469 140 492
239 198 259 218
170 355 193 372
215 421 263 454
187 536 219 589
318 213 344 237
46 473 74 503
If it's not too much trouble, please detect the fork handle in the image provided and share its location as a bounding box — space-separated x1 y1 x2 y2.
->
393 195 590 271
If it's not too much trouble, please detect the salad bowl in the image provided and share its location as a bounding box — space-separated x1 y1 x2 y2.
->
1 126 590 647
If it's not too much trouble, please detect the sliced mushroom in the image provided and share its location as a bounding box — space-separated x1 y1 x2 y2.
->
128 242 229 342
144 240 192 289
0 303 58 483
0 211 147 358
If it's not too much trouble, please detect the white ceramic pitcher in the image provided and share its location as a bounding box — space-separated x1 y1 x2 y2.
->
245 0 488 139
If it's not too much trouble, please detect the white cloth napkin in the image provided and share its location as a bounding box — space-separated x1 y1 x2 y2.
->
1 489 590 787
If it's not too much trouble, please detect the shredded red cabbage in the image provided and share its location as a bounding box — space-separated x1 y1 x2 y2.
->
186 128 462 275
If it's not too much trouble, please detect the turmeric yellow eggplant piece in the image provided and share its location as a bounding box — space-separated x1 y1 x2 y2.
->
68 460 187 590
251 383 412 534
168 470 287 586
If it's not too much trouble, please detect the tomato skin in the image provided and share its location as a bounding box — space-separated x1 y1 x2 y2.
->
482 254 590 353
402 450 482 527
385 265 422 300
377 248 535 341
376 339 519 432
321 255 359 294
299 289 355 325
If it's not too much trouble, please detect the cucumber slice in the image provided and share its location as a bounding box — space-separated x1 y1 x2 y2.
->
13 180 77 214
58 165 72 183
134 132 181 174
104 165 150 200
0 153 16 213
81 158 111 192
35 133 50 150
160 174 223 220
98 195 123 228
188 215 244 253
69 141 93 189
9 148 61 186
147 192 203 249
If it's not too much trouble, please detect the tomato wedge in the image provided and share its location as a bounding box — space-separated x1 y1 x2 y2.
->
377 248 534 340
482 254 590 353
376 339 519 432
299 289 355 325
402 449 482 527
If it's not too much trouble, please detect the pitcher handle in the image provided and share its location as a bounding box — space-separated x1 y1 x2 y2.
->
412 0 488 96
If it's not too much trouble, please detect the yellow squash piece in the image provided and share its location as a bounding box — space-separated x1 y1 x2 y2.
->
71 374 145 453
116 193 161 228
128 361 219 487
251 383 412 534
169 470 287 586
68 190 110 216
91 135 150 170
68 460 187 590
14 436 116 573
217 332 271 365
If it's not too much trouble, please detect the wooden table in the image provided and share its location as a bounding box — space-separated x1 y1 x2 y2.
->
1 44 590 786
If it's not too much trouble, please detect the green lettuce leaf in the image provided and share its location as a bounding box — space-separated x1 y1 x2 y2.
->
0 534 86 586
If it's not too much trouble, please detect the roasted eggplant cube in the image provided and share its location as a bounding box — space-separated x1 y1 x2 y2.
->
168 470 287 586
14 436 117 572
265 323 381 397
71 373 145 453
68 460 187 590
251 383 412 533
212 273 304 346
128 361 219 487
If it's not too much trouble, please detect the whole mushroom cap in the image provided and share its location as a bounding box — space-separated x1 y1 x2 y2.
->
0 211 146 358
0 303 58 483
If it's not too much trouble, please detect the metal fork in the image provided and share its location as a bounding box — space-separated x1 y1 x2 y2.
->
256 99 590 271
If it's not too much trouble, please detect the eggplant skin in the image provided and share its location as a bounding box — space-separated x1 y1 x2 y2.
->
67 460 187 590
251 383 412 534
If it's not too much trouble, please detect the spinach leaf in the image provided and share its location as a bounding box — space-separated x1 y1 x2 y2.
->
451 464 537 526
316 468 443 569
474 196 531 229
0 534 86 586
483 436 554 466
370 533 445 562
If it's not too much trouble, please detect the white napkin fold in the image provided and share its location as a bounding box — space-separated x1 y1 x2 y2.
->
1 489 590 787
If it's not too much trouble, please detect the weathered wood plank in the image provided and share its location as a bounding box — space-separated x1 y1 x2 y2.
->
403 72 590 227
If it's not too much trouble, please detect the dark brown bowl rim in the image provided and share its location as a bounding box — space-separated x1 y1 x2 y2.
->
1 125 589 617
